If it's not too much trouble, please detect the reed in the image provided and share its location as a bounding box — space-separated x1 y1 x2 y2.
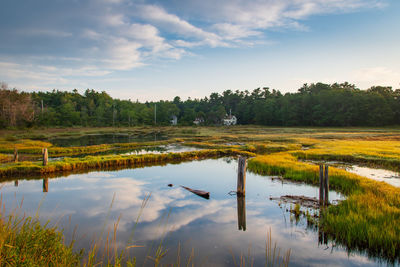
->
293 139 400 171
248 152 400 262
0 139 53 154
0 154 11 163
0 138 183 157
0 198 81 266
0 193 292 266
0 149 256 178
2 126 400 263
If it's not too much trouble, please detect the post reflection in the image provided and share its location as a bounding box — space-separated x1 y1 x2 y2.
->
318 207 328 245
43 178 48 192
237 195 246 231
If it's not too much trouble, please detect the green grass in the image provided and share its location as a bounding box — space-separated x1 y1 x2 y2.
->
247 152 400 262
0 194 291 266
1 126 400 263
0 205 81 266
0 149 255 178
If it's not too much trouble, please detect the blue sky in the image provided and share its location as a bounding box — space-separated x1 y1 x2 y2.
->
0 0 399 101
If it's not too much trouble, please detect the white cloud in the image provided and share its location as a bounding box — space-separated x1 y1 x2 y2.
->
173 40 203 48
0 0 389 92
212 23 262 41
104 38 143 70
0 59 114 92
104 13 126 26
138 5 225 47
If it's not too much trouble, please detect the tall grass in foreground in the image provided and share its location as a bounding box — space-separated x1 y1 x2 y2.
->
0 197 81 266
0 194 290 266
248 152 400 263
265 228 290 267
229 228 290 267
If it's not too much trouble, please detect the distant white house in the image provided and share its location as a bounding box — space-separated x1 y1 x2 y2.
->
171 115 178 125
223 114 237 126
193 117 204 125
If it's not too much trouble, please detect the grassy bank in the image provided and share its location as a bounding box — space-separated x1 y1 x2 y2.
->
0 138 184 157
293 138 400 171
0 207 81 266
0 154 10 163
0 149 255 178
248 152 400 262
1 126 400 263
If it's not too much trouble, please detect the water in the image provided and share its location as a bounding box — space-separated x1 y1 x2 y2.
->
46 144 202 161
343 165 400 187
119 144 202 156
303 160 400 187
49 133 168 147
0 159 390 266
0 144 201 163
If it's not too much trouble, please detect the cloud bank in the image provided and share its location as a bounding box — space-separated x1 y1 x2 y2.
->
0 0 388 93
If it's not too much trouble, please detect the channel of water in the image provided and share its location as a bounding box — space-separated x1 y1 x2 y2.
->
0 158 393 266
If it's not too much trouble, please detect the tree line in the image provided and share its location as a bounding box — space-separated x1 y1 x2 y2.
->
1 81 399 128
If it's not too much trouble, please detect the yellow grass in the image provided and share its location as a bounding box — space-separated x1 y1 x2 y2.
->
248 152 400 260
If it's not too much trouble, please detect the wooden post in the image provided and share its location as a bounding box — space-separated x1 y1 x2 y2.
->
43 148 48 166
237 195 246 231
13 148 18 162
14 180 18 187
318 228 323 245
237 156 247 196
319 165 324 205
324 165 329 206
43 178 48 192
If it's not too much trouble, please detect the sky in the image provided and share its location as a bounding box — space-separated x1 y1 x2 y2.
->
0 0 399 101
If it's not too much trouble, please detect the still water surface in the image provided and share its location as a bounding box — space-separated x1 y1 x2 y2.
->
0 158 391 266
49 133 167 147
303 160 400 187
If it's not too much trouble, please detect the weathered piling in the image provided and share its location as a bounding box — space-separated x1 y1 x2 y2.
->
13 148 18 162
237 156 247 196
319 165 324 205
324 165 329 206
319 165 329 206
43 178 48 192
14 180 18 187
237 195 246 231
43 148 48 166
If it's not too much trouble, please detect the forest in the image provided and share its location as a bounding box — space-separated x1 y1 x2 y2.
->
1 81 399 128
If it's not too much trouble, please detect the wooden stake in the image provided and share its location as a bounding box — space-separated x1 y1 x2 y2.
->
43 178 48 192
43 148 48 166
237 195 246 231
319 165 324 205
13 148 18 162
324 165 329 206
237 156 247 196
14 180 18 187
181 186 210 199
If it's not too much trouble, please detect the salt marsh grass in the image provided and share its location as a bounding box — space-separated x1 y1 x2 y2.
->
248 152 400 262
1 126 400 263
